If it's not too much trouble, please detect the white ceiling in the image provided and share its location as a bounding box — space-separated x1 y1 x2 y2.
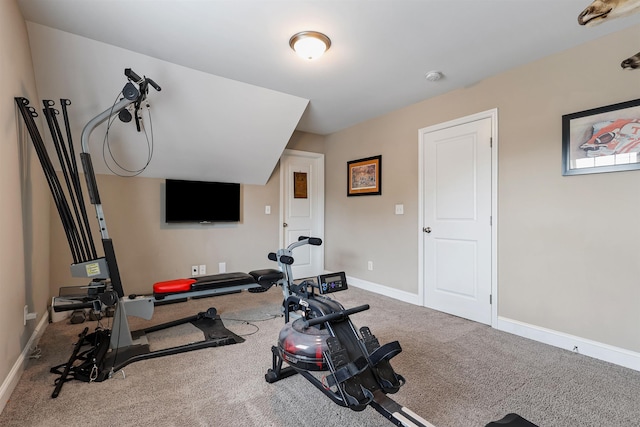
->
17 0 640 184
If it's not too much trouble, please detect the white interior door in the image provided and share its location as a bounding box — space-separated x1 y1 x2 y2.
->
280 150 324 279
420 115 494 325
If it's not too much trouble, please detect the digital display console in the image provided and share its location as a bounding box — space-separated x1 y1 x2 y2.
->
318 272 348 294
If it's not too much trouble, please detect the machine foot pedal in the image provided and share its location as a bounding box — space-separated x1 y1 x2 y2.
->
326 337 372 410
360 326 381 353
326 336 350 367
360 327 404 394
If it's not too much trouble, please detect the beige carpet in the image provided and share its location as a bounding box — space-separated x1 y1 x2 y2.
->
1 286 639 427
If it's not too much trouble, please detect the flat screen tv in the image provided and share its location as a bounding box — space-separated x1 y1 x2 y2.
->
165 179 241 223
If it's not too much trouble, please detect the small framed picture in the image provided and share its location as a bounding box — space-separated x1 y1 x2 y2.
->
347 155 381 196
293 172 308 199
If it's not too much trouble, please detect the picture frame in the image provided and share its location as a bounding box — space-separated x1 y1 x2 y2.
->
347 155 381 196
562 98 640 176
293 172 308 199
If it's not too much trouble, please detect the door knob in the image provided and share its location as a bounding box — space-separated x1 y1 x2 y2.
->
283 222 288 227
423 227 431 233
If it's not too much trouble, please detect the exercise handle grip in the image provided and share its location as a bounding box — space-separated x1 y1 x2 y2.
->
125 68 142 83
124 68 142 83
298 236 323 246
304 304 370 328
125 68 161 92
146 77 162 92
279 255 294 265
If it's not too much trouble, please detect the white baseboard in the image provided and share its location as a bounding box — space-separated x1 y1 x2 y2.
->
345 275 422 306
0 315 49 414
342 273 640 372
497 316 640 372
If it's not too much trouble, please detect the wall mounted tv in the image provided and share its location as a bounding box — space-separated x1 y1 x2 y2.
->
165 179 241 223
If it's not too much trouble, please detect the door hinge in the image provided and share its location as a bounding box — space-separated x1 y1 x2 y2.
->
489 294 492 305
489 216 492 226
490 137 493 148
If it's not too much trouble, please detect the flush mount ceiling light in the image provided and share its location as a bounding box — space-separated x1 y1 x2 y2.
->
289 31 331 60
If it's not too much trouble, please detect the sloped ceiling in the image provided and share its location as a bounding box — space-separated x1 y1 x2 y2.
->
24 22 308 185
17 0 640 184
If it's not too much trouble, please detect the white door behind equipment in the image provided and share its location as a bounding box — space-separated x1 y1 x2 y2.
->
280 150 325 279
420 115 493 325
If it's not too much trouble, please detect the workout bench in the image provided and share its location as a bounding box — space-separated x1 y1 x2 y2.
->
152 269 284 302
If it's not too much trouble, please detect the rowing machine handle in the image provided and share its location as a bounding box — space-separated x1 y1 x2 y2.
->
303 304 370 328
298 236 323 246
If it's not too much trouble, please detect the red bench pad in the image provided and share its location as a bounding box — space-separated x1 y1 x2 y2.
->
153 278 196 294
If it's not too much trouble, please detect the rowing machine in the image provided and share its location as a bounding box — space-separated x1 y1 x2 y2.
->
264 237 433 426
263 237 537 427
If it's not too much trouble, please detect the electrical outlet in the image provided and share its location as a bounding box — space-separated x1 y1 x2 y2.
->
395 204 404 215
191 265 199 276
23 305 36 326
265 205 271 214
199 264 206 275
367 261 373 271
219 262 226 273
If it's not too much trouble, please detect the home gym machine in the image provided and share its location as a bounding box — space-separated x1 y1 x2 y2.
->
264 237 433 427
264 237 537 427
15 69 282 397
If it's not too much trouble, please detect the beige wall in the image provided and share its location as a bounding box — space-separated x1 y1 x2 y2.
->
323 24 640 353
286 130 326 153
0 0 50 399
50 171 282 296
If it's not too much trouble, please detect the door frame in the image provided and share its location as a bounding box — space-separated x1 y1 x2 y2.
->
418 108 498 327
279 149 325 272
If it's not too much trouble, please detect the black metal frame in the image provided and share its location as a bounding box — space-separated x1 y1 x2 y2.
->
15 97 97 265
50 308 244 393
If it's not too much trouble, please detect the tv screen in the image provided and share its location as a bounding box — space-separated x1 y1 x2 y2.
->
165 179 240 223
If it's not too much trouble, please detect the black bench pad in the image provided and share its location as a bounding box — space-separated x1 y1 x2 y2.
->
249 269 284 287
191 272 255 290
